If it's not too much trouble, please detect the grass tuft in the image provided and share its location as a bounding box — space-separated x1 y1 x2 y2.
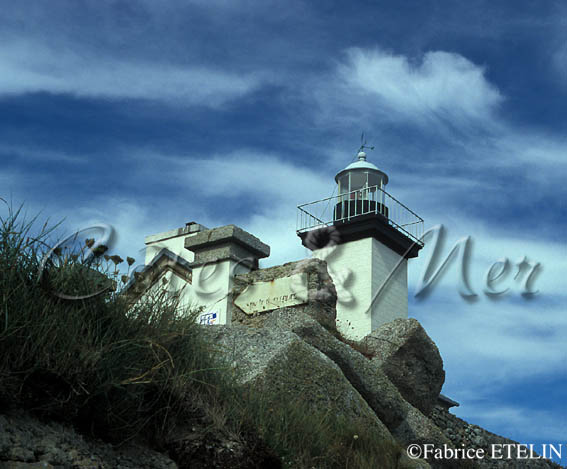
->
0 203 226 445
0 202 407 468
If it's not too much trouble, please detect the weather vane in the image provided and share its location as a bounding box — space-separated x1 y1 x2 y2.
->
358 132 375 154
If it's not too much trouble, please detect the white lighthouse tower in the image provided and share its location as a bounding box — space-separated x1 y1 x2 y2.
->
297 147 424 340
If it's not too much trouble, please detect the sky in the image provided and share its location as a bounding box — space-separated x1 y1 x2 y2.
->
1 0 566 463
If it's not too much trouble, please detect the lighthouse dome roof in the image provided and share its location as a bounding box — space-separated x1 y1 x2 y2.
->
334 151 388 184
343 153 380 171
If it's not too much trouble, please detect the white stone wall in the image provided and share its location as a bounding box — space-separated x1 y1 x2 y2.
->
135 269 194 315
370 238 408 331
313 238 372 339
191 259 251 325
144 229 200 265
140 225 255 326
313 237 408 340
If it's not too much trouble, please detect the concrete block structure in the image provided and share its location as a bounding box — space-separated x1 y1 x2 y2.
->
185 225 270 325
126 223 269 325
144 221 208 265
124 222 208 312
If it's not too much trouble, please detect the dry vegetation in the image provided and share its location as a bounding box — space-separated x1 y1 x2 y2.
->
0 202 403 468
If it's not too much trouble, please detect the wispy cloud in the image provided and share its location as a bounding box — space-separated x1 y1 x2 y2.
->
407 213 567 415
150 150 333 205
112 149 334 267
409 232 564 299
0 40 265 106
412 292 567 427
0 144 87 163
314 47 503 131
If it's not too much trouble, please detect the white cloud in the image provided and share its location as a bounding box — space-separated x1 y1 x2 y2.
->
126 149 335 266
406 212 567 298
404 211 567 418
411 291 567 437
0 40 264 106
416 294 567 374
496 131 567 177
246 209 309 268
317 47 503 128
153 150 333 205
57 197 192 274
311 47 566 198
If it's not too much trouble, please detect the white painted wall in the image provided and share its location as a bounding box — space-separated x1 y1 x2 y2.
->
191 259 251 325
140 225 408 335
370 238 408 331
144 227 200 265
312 238 372 339
312 237 408 340
135 258 251 326
139 224 258 326
135 269 194 315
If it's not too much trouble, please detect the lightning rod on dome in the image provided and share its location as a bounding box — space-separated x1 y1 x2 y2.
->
358 132 375 158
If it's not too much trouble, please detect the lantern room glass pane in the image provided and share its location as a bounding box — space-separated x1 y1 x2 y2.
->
349 171 367 191
337 174 350 196
367 172 382 188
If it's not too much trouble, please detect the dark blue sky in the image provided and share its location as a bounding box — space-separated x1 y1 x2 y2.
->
1 0 566 463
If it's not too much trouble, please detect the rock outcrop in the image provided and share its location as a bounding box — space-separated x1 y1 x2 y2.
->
0 410 177 469
231 258 336 330
361 318 445 416
220 258 561 469
264 311 447 446
3 257 562 469
205 325 394 444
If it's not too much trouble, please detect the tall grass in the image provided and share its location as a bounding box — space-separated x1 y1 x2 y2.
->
0 203 227 444
0 203 406 468
227 387 403 469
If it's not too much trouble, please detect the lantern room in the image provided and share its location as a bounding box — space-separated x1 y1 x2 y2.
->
297 143 424 339
334 151 389 221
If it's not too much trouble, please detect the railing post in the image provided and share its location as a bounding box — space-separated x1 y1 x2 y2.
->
296 186 423 247
374 186 378 214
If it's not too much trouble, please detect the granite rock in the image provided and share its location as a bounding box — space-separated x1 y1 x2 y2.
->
361 318 445 416
231 258 336 330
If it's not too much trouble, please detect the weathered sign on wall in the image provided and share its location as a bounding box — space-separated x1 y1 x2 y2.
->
234 273 308 315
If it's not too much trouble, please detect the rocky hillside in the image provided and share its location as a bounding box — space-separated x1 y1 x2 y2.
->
1 258 562 468
224 258 562 469
0 410 176 469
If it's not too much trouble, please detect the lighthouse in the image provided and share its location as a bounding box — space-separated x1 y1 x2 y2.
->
297 148 424 340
